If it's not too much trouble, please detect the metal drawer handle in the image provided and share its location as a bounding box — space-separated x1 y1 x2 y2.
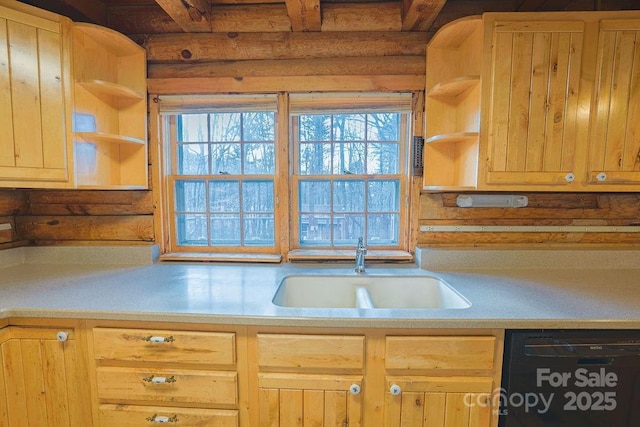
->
146 414 178 423
142 375 176 384
142 335 175 343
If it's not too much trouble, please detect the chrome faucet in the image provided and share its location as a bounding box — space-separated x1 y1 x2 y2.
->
355 237 367 273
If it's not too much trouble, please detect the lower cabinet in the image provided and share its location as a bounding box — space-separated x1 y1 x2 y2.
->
0 326 89 426
89 327 240 427
253 332 500 427
255 334 365 426
0 328 8 426
383 336 496 427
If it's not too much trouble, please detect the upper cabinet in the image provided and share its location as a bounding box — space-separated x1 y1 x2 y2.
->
423 11 640 192
72 23 147 189
587 19 640 187
0 0 147 190
0 2 73 188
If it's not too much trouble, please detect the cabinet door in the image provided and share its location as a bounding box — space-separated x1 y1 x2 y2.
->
0 328 86 427
0 5 70 187
384 377 493 427
258 374 363 427
587 19 640 186
483 19 585 188
0 329 8 426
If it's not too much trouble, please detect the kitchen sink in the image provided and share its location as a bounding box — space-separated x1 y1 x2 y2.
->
272 274 470 309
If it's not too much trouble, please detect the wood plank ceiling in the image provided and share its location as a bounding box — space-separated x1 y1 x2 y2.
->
17 0 640 37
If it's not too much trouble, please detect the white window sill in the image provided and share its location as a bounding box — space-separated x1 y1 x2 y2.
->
287 249 414 262
160 252 282 263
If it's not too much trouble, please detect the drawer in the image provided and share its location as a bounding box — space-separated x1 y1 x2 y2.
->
96 367 238 405
99 404 238 427
385 336 495 370
93 328 235 365
257 334 365 370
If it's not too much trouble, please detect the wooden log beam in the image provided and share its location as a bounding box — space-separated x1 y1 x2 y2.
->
147 56 426 78
285 0 321 31
402 0 447 31
142 31 430 62
154 0 212 32
15 216 154 242
60 0 107 25
147 75 425 94
0 190 28 215
26 190 153 215
109 3 402 34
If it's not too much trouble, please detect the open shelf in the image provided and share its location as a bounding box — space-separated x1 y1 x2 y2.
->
77 80 144 100
75 132 145 146
425 132 479 145
427 76 480 99
72 22 147 189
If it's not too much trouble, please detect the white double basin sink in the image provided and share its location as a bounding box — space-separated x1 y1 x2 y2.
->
272 274 470 309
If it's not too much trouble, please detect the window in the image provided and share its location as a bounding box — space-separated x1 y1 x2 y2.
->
292 112 407 247
160 95 279 254
158 93 413 258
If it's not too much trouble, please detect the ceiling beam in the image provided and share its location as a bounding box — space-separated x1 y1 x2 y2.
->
155 0 212 32
401 0 447 31
516 0 547 11
284 0 322 31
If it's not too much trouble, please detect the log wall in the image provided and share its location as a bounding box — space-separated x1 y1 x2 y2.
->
0 190 28 249
419 193 640 247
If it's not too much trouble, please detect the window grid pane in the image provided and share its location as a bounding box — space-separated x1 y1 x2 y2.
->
173 111 276 248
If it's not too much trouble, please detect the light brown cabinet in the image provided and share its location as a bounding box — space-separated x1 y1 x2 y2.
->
0 327 89 426
90 327 239 427
383 336 495 427
424 11 640 192
255 334 365 426
0 0 147 190
0 2 73 188
251 332 501 427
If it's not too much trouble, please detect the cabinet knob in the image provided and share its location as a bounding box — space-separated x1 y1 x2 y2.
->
596 172 607 182
564 173 575 183
389 384 402 396
349 384 361 395
56 331 68 342
143 335 175 343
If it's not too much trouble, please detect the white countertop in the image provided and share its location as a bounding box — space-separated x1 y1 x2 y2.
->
0 246 638 329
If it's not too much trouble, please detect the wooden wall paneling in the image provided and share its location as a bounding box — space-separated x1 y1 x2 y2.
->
418 193 640 246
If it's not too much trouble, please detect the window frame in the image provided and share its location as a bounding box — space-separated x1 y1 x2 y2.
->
290 111 411 250
153 92 418 261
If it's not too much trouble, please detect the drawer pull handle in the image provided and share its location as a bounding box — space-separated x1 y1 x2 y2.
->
143 375 176 384
146 414 178 423
143 335 175 343
390 384 402 396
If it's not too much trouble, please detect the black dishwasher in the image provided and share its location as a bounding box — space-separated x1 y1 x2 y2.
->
499 329 640 427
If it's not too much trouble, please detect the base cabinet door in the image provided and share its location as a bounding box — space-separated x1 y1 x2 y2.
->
0 327 87 427
384 377 493 427
258 375 363 427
